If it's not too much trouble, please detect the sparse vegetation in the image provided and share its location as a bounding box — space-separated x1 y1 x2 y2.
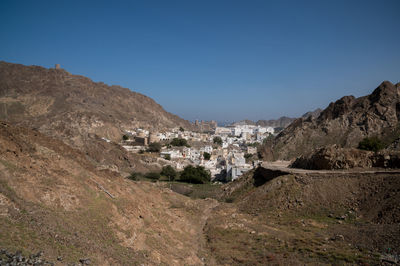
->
145 172 161 180
127 172 141 181
167 182 222 199
179 165 211 184
248 142 259 147
147 142 161 152
358 137 385 152
213 136 222 146
160 165 177 181
170 138 189 147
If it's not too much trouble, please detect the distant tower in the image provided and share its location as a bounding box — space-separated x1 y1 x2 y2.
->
55 64 61 69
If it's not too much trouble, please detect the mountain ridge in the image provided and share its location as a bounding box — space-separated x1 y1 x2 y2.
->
231 108 322 128
263 81 400 160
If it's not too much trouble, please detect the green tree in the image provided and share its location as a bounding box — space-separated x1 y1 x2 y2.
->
122 134 129 141
179 127 185 132
358 137 385 152
160 165 177 181
170 138 189 147
179 165 211 184
213 136 223 146
164 154 171 160
145 172 160 181
147 142 161 152
203 152 211 160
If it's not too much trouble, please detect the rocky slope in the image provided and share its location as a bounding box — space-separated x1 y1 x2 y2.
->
290 145 400 170
205 167 400 264
0 61 194 173
0 121 217 265
263 81 400 160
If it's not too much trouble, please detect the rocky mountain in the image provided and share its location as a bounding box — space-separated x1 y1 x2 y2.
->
290 145 400 170
0 61 193 173
263 81 400 160
255 116 296 128
300 108 322 120
230 119 256 126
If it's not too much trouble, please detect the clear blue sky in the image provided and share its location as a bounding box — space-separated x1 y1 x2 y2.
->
1 0 399 122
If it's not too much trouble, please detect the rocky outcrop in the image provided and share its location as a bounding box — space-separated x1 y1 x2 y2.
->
264 81 400 160
290 145 400 170
301 108 322 120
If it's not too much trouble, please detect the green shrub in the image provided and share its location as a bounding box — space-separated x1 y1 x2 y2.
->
127 172 143 181
160 165 177 181
164 154 171 160
213 136 223 146
179 165 211 184
145 172 161 180
147 142 161 152
122 134 129 141
358 137 385 152
170 138 189 147
203 152 211 160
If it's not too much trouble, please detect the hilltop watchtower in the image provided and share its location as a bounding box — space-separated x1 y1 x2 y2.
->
55 64 61 69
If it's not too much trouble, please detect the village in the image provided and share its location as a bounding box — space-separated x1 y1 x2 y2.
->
119 121 275 182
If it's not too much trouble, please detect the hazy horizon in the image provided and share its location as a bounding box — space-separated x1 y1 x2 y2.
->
1 0 399 122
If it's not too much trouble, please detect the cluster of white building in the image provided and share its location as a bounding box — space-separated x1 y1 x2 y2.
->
120 124 273 182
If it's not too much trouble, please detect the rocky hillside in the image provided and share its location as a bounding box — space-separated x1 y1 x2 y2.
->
205 167 400 264
0 61 194 173
264 81 400 160
290 145 400 170
0 121 216 265
301 108 322 120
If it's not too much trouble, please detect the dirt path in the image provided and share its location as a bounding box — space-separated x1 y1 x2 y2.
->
262 160 400 175
196 198 220 265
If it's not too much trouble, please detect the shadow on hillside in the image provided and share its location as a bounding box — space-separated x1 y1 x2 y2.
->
253 166 289 187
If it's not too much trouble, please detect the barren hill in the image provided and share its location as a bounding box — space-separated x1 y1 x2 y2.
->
0 121 217 265
0 61 193 173
264 81 400 160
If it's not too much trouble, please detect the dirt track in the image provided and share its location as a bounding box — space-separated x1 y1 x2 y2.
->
262 160 400 174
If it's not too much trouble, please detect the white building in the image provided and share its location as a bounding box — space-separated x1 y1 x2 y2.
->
215 127 232 136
